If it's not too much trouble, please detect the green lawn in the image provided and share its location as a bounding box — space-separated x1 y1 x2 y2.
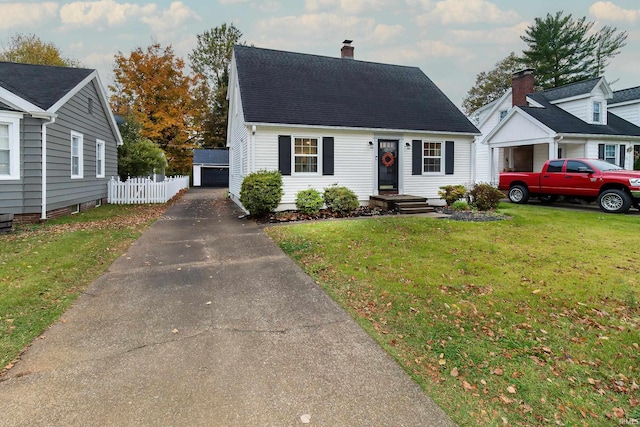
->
266 204 640 426
0 203 169 372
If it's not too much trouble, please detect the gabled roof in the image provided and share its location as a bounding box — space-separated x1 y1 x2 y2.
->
539 77 604 102
233 45 479 134
193 149 229 165
0 62 93 110
611 86 640 105
523 93 640 137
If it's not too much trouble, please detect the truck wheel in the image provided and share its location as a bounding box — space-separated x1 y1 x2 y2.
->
597 189 632 213
538 195 558 205
508 185 529 204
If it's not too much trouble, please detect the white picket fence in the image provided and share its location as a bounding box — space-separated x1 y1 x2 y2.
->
108 176 189 204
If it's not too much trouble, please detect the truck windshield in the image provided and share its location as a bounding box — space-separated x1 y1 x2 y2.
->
589 159 624 171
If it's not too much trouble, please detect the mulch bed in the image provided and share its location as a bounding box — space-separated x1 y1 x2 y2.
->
252 206 509 224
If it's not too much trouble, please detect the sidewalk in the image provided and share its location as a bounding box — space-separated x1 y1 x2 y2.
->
0 188 456 426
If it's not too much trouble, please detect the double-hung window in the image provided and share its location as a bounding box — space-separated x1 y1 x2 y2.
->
593 101 602 123
71 131 84 179
294 137 318 173
423 141 443 173
0 115 21 180
96 139 105 178
604 144 617 164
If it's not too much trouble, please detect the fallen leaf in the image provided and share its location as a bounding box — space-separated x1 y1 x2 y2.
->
300 414 311 424
613 408 625 418
532 289 541 294
462 381 473 390
507 385 517 394
172 328 179 334
500 395 513 404
493 368 504 376
450 367 459 377
587 378 596 385
206 301 212 305
542 346 552 354
438 358 446 366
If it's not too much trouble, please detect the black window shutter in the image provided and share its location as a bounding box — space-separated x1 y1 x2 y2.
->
619 144 626 167
278 135 291 175
445 141 455 175
598 144 605 160
412 140 422 175
322 137 334 175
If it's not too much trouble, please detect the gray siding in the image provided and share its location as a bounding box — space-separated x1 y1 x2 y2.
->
0 78 119 215
42 80 118 213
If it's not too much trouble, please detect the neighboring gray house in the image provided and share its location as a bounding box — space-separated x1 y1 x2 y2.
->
472 70 640 184
226 42 479 211
193 148 229 187
0 62 122 222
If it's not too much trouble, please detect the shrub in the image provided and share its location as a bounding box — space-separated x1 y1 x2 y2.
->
323 185 359 214
438 185 467 206
239 170 283 215
467 183 504 211
451 200 470 211
295 188 324 215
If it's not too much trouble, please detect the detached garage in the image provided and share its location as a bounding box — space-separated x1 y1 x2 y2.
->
193 149 229 187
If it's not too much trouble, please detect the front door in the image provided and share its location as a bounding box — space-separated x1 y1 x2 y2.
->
378 140 399 194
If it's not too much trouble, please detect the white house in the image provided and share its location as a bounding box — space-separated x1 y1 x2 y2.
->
226 42 480 212
472 70 640 185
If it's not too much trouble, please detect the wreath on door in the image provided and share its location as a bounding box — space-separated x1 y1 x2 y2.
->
381 152 395 167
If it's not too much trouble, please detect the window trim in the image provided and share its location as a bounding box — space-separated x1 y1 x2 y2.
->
292 136 321 175
71 131 84 179
0 115 21 181
422 140 444 174
604 143 618 165
593 101 602 123
95 139 105 178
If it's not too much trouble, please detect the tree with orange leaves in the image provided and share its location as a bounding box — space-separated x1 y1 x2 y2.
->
110 43 202 175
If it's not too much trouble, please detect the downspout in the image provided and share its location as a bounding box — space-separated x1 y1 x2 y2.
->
35 114 56 220
553 135 564 159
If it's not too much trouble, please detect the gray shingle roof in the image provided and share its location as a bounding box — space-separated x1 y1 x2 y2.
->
233 45 478 134
0 61 93 110
611 86 640 105
525 93 640 136
193 149 229 165
538 78 601 102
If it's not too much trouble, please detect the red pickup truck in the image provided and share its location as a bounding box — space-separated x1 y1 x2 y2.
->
499 158 640 213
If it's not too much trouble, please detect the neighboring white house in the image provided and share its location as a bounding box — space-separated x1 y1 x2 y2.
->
472 70 640 185
226 42 480 212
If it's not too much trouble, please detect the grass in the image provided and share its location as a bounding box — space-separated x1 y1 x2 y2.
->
0 202 171 372
266 204 640 426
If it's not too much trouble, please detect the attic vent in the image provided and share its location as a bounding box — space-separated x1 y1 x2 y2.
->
88 98 94 115
341 40 354 59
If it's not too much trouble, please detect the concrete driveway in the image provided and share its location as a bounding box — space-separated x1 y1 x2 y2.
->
0 188 456 427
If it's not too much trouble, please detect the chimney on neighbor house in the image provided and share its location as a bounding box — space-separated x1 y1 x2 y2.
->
341 40 354 59
512 69 535 107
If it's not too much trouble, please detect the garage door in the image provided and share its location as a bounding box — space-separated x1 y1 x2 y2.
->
201 167 229 187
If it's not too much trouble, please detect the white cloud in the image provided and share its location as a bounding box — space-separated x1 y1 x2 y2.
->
415 0 519 25
254 13 377 50
0 2 58 30
416 39 465 57
141 1 200 33
452 21 529 46
59 0 198 32
305 0 386 14
589 1 640 23
373 24 405 43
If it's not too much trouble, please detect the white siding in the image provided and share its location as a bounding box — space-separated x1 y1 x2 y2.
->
252 127 375 210
555 98 589 122
474 96 513 183
533 144 549 172
403 134 474 202
610 103 640 126
226 69 248 205
490 114 552 145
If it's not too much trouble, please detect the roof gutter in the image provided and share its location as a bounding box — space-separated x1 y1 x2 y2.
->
31 113 57 220
555 132 640 141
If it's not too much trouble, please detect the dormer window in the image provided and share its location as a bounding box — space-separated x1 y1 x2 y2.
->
499 110 508 121
593 101 602 123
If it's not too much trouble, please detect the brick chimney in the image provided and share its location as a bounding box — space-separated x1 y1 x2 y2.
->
512 69 534 107
341 40 354 59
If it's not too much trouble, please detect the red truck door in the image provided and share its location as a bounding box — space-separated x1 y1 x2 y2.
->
562 160 601 196
539 160 566 194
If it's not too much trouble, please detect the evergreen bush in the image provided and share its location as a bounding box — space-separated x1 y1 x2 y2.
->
438 185 467 206
239 170 283 215
295 189 324 215
323 185 359 214
467 183 504 211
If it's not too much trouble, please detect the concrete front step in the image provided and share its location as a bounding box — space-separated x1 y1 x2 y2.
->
369 195 436 214
397 205 435 214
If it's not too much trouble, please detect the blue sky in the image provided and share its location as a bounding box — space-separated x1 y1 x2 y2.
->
2 0 640 109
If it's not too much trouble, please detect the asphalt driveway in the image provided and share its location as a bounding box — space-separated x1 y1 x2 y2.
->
0 188 456 426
